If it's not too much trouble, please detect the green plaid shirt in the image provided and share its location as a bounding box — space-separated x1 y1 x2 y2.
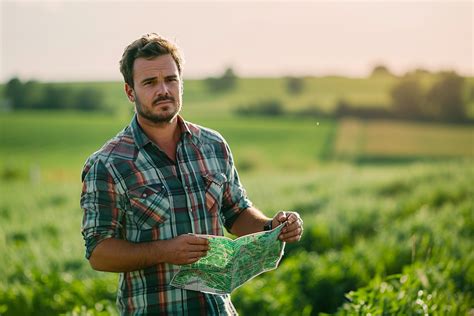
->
80 115 252 315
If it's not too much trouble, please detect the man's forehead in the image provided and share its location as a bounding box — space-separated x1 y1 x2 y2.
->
133 55 179 78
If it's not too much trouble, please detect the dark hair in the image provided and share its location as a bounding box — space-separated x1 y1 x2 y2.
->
119 33 183 87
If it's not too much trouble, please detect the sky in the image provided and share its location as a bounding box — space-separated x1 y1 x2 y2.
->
0 0 473 82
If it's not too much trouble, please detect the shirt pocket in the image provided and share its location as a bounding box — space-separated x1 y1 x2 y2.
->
202 172 227 214
127 183 170 230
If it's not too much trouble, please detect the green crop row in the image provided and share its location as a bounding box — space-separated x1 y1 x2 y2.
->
232 160 473 315
1 160 471 315
0 110 472 315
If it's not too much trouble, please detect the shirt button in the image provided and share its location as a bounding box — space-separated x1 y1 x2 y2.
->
142 193 147 198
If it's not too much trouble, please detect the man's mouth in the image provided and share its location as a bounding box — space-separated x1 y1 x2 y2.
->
154 99 174 106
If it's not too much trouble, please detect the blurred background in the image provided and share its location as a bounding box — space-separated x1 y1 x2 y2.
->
0 0 473 315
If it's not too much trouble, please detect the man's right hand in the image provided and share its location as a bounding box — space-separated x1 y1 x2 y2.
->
164 234 210 265
89 235 210 272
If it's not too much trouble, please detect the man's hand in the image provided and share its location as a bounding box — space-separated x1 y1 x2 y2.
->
165 234 210 265
272 211 304 243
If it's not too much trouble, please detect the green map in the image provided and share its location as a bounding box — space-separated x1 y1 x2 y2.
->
170 224 286 294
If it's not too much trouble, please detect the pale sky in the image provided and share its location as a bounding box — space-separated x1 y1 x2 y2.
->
1 0 472 82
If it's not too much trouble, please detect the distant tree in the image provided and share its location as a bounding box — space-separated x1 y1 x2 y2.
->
205 66 238 92
404 68 432 77
222 67 237 84
22 80 45 109
424 71 466 122
3 77 107 111
390 77 424 119
334 99 351 117
235 99 284 117
256 100 284 116
334 99 391 119
4 77 24 109
413 68 431 75
286 76 305 95
41 85 75 109
371 64 393 77
76 87 105 111
468 85 474 102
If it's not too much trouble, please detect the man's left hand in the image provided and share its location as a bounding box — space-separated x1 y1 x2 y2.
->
271 211 303 243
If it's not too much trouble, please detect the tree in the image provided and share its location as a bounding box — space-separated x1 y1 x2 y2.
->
204 66 238 92
424 71 466 122
22 80 45 109
371 64 393 77
286 76 305 95
2 77 107 111
76 88 104 111
235 99 284 117
41 85 75 109
4 77 24 109
390 77 424 119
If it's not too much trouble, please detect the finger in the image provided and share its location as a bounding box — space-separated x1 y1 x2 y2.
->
280 235 302 243
286 213 300 224
279 231 303 242
188 244 210 252
181 251 207 264
186 257 202 264
186 236 209 245
188 250 208 258
279 227 303 240
277 211 287 223
281 220 301 233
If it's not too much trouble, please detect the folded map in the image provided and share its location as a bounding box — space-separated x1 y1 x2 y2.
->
170 223 286 294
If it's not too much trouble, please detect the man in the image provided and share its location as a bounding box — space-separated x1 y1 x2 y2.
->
81 33 303 315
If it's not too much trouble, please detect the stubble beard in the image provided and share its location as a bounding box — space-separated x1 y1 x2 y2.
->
134 94 182 124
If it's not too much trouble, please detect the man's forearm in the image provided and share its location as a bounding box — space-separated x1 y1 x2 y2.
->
89 238 168 272
230 206 270 236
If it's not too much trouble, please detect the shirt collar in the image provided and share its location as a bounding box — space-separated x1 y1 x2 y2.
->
130 114 194 149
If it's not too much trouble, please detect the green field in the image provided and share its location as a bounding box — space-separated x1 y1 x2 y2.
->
334 118 474 160
1 77 473 315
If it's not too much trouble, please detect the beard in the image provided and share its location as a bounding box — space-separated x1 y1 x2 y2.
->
134 93 181 124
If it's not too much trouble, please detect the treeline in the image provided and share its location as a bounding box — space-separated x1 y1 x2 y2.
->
236 70 473 124
2 78 105 111
204 67 238 93
3 67 473 123
2 67 240 111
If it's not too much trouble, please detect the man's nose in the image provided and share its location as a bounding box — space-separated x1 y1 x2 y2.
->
156 81 169 96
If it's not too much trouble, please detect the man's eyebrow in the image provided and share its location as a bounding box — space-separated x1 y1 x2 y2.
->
140 76 156 84
165 75 178 79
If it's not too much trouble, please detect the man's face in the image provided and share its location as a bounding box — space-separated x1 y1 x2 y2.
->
125 54 182 124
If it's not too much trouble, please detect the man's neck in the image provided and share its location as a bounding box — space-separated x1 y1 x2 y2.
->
137 115 181 161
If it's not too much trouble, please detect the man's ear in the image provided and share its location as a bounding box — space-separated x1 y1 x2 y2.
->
124 83 135 102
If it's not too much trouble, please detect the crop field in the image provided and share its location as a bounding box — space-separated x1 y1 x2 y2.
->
334 118 474 160
1 77 473 315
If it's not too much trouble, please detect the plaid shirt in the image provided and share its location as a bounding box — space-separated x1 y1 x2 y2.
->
81 115 252 315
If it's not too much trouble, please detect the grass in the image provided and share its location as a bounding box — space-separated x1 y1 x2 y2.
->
233 159 474 315
1 74 473 314
0 111 335 179
333 118 474 160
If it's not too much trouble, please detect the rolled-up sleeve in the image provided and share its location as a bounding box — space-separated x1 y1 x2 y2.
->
80 159 125 259
220 142 253 230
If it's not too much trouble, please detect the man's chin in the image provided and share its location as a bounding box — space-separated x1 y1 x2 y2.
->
138 112 179 125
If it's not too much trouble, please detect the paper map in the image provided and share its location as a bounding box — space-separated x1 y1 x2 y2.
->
170 223 286 294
